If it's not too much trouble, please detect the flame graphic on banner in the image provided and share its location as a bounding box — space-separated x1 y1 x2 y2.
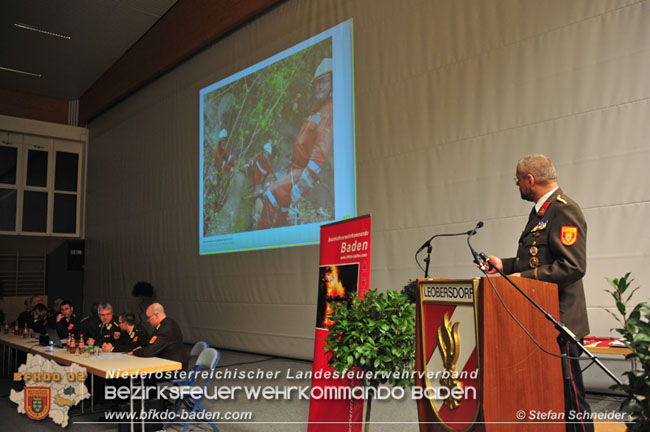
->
324 266 345 298
437 312 463 410
323 303 336 327
322 266 347 327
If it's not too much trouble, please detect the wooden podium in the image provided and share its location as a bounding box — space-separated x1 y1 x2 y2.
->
416 277 565 431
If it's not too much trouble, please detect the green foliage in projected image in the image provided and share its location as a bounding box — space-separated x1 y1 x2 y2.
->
202 38 333 237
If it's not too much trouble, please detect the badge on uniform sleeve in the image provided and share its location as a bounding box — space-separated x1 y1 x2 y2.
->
561 226 578 246
149 336 157 344
68 323 74 330
114 331 121 339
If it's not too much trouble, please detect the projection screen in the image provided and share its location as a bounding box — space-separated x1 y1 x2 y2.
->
199 19 355 254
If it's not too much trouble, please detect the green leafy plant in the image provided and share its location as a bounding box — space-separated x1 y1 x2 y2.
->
324 289 415 431
401 279 417 304
604 273 650 431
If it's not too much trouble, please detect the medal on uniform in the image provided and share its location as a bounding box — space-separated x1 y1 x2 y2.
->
529 246 538 256
529 257 539 268
531 220 548 232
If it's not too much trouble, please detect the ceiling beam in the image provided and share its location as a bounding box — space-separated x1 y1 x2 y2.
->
79 0 282 124
0 88 68 125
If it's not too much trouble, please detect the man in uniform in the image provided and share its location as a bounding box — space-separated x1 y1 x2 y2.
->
485 154 592 432
257 58 334 229
87 303 121 347
14 296 42 327
102 313 147 353
55 300 80 339
29 303 49 335
132 303 187 370
247 142 275 193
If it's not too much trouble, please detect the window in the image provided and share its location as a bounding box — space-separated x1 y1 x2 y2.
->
0 130 83 236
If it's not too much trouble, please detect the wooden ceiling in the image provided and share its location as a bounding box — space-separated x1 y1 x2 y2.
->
0 0 282 126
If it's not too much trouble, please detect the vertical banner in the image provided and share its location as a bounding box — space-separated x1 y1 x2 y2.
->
308 214 371 431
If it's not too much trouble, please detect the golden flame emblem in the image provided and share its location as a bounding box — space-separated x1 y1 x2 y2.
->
437 312 463 409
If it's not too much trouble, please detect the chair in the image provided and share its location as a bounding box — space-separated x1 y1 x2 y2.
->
163 348 221 432
187 341 209 372
160 341 209 421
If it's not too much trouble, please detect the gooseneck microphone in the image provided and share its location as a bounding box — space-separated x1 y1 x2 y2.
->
417 221 484 254
468 221 484 236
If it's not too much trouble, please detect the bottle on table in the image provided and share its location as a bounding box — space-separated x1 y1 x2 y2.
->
23 323 28 339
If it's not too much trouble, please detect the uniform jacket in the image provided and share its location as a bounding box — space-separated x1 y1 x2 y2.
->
291 97 333 180
502 188 590 338
55 314 81 340
93 320 122 345
134 317 187 369
113 324 148 353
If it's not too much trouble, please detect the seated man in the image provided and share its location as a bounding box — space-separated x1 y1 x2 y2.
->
55 300 80 339
132 303 188 370
29 303 48 335
86 303 121 347
79 302 100 339
14 295 42 327
102 313 147 353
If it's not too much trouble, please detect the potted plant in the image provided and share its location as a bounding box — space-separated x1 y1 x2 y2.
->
324 289 415 432
604 273 650 431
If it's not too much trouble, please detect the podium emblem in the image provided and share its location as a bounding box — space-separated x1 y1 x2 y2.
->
25 387 50 420
417 280 481 431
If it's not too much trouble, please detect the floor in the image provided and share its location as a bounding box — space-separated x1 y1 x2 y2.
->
0 347 632 431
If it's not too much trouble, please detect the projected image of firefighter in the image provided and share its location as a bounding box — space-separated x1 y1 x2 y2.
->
201 39 333 238
257 57 334 230
316 263 359 329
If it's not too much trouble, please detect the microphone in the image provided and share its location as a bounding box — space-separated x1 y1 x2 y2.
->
416 236 436 254
467 221 484 236
417 221 484 254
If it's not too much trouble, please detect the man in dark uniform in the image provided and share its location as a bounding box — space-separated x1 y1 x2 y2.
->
29 303 49 335
87 303 121 347
103 313 147 353
486 154 592 432
79 302 100 339
14 296 42 327
55 300 80 339
132 303 187 370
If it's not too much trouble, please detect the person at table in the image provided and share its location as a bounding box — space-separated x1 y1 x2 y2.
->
102 312 147 353
54 300 80 339
86 303 121 347
131 303 188 370
79 302 100 339
29 303 49 335
14 295 42 327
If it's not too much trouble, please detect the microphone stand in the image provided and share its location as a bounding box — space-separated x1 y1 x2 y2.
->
466 235 626 390
423 243 433 278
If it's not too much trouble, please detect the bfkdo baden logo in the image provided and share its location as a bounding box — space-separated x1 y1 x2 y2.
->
25 387 51 420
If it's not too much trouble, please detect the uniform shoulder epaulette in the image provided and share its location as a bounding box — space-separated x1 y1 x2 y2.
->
556 195 567 204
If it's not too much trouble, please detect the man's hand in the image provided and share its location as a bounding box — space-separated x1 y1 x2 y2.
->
87 337 95 346
128 346 142 356
102 342 113 352
485 256 503 275
56 314 63 323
